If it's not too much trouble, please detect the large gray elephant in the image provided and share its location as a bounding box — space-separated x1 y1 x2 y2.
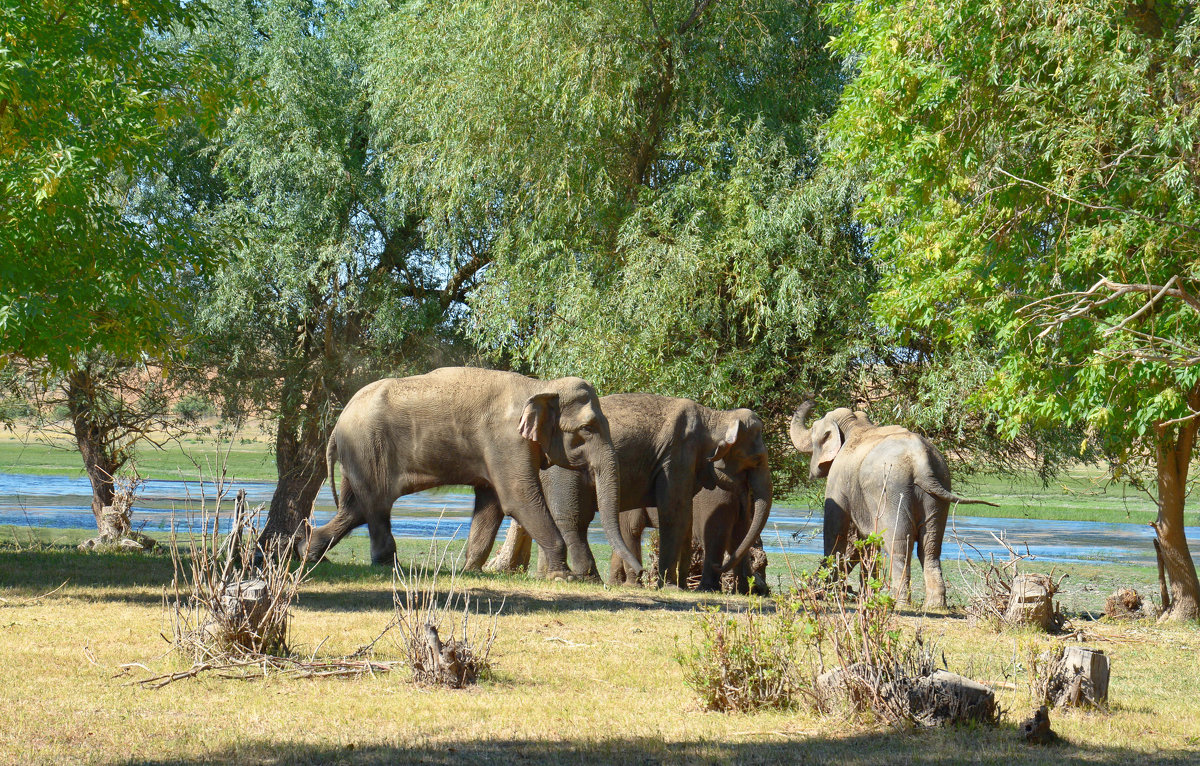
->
463 393 772 588
608 477 771 594
788 401 997 608
305 367 642 579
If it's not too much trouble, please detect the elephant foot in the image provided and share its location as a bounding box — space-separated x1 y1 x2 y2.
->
545 569 572 582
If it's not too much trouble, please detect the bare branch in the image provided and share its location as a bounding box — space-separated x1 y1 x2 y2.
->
995 167 1200 234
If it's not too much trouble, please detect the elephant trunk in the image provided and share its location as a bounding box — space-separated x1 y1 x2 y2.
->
789 400 817 453
593 445 642 577
721 463 772 573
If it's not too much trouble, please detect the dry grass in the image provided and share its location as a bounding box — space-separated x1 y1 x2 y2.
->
1 536 1199 764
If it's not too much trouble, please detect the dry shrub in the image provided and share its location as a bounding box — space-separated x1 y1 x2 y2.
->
163 486 304 659
1104 587 1152 620
77 473 156 552
393 539 499 688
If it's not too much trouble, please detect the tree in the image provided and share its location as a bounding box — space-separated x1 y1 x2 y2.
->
368 0 876 486
0 354 178 523
0 0 219 367
190 0 484 544
825 0 1200 619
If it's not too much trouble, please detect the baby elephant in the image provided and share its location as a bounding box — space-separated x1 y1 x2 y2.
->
789 401 997 608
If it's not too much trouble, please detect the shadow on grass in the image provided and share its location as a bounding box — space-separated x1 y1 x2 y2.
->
0 542 738 616
124 730 1200 766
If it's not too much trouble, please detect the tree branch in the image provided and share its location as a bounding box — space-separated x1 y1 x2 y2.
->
995 166 1200 234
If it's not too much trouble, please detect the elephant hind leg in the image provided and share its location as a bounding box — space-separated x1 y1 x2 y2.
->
918 497 948 609
306 484 368 563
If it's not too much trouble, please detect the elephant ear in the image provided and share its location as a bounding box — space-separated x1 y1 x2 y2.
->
519 393 560 446
815 419 844 473
708 417 746 462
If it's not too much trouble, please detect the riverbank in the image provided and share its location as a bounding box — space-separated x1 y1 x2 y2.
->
0 535 1196 764
0 430 1169 524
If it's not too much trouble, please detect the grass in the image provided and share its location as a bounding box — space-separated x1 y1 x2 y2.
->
0 428 279 482
2 530 1198 764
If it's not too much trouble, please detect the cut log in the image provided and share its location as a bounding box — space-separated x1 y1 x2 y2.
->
1020 706 1057 745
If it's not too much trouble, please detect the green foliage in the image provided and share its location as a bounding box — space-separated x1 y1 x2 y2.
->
677 594 812 713
0 0 224 366
173 394 215 424
369 1 870 483
190 0 476 436
824 0 1200 482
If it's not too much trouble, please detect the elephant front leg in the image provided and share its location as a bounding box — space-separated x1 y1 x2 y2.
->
654 481 692 589
366 513 397 566
463 487 504 572
492 472 568 579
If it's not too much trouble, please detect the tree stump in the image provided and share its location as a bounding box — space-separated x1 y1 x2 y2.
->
411 624 479 687
77 503 155 552
484 520 532 573
1047 646 1109 708
204 578 285 653
1005 573 1059 630
1021 706 1057 745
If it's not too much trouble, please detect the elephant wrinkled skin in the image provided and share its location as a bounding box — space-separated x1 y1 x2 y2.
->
789 401 997 608
306 367 641 577
464 393 772 588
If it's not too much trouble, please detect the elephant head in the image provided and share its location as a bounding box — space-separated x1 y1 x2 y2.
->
518 378 640 575
707 408 772 573
789 400 874 479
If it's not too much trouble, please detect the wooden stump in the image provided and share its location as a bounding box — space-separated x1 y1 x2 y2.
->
1047 646 1109 708
1021 706 1057 745
1005 573 1059 630
412 624 479 688
205 577 285 653
484 520 532 573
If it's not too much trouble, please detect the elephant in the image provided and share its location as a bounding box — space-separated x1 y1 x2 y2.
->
463 393 772 588
788 401 997 608
608 477 771 594
305 366 642 579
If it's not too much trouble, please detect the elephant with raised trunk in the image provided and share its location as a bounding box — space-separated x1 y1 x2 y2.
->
464 393 772 588
789 401 998 608
305 367 642 579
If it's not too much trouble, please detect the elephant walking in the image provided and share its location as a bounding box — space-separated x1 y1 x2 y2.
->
788 401 997 608
306 367 642 578
464 393 772 588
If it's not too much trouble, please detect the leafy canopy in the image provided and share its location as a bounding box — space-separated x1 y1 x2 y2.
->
825 0 1200 479
0 0 222 366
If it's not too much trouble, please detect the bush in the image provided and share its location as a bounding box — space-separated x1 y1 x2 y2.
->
676 594 812 713
174 394 215 424
678 534 999 727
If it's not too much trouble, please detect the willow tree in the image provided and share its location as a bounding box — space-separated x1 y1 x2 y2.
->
369 0 881 484
825 0 1200 619
190 0 484 544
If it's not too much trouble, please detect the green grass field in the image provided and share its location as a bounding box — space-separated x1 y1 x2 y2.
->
0 532 1197 765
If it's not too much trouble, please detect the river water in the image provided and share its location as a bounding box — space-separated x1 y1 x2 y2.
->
2 472 1196 568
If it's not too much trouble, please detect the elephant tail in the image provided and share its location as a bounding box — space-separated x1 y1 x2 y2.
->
915 476 999 507
326 431 340 510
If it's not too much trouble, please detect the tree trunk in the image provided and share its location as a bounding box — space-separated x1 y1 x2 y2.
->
258 400 329 551
1153 400 1200 622
66 370 122 528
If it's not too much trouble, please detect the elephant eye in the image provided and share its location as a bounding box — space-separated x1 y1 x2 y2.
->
578 424 595 436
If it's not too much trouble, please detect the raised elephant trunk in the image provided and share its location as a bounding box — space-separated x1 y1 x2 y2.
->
593 445 643 577
789 400 817 453
721 462 772 573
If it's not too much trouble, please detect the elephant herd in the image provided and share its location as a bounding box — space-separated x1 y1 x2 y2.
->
303 367 995 606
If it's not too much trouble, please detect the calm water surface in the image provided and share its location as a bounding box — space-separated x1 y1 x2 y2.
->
1 472 1196 568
